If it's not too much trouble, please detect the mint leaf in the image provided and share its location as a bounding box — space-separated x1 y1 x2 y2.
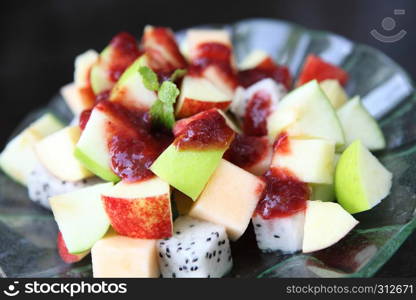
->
159 81 180 105
169 69 187 82
150 81 180 130
150 99 176 129
139 66 159 91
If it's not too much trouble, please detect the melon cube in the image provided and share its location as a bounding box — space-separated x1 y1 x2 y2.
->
189 159 265 240
91 232 160 278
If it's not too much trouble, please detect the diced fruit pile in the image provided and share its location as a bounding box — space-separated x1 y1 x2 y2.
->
0 25 393 278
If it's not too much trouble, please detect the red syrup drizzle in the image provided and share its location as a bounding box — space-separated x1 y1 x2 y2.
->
188 42 238 89
173 109 235 151
238 57 292 90
94 101 172 182
224 135 269 169
255 168 309 219
243 90 272 136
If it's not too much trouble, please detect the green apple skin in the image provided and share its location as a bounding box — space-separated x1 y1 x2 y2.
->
50 182 113 254
74 108 120 183
110 55 158 110
0 113 64 185
150 144 225 200
337 96 386 151
335 140 392 214
267 80 345 147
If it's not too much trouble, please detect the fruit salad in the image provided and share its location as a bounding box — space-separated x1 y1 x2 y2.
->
0 25 393 278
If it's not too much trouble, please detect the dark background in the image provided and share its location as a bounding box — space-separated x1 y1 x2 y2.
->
0 0 415 277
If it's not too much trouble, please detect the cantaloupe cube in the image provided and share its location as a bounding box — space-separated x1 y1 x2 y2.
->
91 233 159 278
189 159 265 241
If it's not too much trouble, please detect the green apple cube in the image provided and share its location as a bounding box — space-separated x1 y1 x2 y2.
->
74 108 120 182
50 182 113 254
267 80 345 146
335 140 392 214
271 137 336 184
319 79 348 109
150 144 225 200
303 200 358 253
337 96 386 151
35 126 93 182
74 49 99 87
110 55 157 110
90 47 114 95
0 113 63 185
310 154 340 202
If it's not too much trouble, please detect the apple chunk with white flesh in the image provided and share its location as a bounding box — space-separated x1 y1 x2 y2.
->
186 29 232 61
60 83 89 116
186 29 237 97
337 96 386 151
151 109 235 200
335 140 392 214
302 200 359 253
35 126 93 182
238 50 269 70
0 113 63 185
61 50 99 115
101 177 172 239
309 153 340 202
267 80 345 147
92 231 159 278
189 159 265 241
110 55 158 111
319 79 348 109
90 32 141 95
142 25 187 71
74 104 120 182
271 137 335 184
57 231 89 263
50 182 113 254
175 76 232 118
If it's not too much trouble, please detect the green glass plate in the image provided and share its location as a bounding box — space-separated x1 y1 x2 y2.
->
0 18 415 278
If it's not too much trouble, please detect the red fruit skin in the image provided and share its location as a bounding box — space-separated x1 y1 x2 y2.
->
142 26 187 72
57 232 88 263
297 54 349 87
102 194 173 239
176 98 231 119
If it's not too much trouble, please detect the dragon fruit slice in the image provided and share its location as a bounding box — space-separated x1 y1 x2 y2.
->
27 162 102 209
157 216 233 278
252 211 305 254
230 78 287 120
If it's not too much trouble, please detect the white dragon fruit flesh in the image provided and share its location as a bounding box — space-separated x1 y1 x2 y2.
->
252 210 305 254
27 162 102 209
230 78 287 120
157 216 233 278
